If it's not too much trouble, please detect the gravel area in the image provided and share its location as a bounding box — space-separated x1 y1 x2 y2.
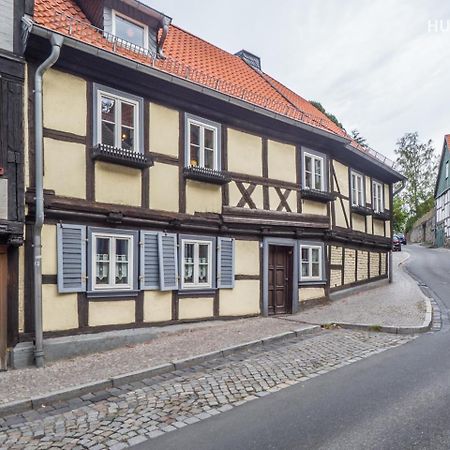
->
294 251 427 327
0 317 310 406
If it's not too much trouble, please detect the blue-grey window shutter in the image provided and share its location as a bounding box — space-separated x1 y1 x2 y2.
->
57 224 86 293
158 233 179 291
140 231 160 290
218 237 235 288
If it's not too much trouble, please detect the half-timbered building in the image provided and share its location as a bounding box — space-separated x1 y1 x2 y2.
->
435 135 450 247
11 0 405 365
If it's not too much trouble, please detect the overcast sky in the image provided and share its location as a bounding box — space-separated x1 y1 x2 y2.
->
146 0 449 161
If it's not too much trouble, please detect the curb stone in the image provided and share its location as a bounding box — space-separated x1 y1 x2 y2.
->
0 324 320 418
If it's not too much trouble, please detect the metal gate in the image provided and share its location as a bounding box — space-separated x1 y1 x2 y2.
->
436 225 445 248
0 246 7 371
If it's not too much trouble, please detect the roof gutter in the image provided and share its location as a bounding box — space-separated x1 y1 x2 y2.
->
33 32 64 368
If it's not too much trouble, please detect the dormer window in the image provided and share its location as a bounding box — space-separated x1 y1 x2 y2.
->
112 11 148 49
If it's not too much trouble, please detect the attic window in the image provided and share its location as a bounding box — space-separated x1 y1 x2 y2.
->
112 10 148 49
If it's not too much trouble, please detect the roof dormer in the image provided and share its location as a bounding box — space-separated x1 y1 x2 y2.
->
75 0 171 56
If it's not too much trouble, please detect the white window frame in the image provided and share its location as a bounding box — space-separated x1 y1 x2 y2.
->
300 245 323 281
446 161 449 179
372 180 384 213
186 117 219 170
92 232 134 291
97 89 140 152
111 10 149 50
303 151 325 191
181 239 213 289
351 171 365 206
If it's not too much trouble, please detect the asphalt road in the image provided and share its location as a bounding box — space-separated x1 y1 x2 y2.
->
135 245 450 450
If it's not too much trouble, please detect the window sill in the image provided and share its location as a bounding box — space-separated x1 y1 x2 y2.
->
91 144 153 169
178 288 217 297
351 205 372 216
183 166 231 185
300 188 336 203
87 289 140 299
373 211 390 221
299 280 327 286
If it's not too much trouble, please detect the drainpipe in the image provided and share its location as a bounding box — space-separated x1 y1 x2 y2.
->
34 34 64 368
388 179 406 283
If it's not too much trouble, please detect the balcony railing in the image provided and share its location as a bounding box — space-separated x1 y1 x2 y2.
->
48 10 395 170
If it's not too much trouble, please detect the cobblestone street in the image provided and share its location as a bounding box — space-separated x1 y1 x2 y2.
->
0 329 414 449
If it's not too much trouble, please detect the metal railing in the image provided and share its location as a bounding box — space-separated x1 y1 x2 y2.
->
50 10 395 169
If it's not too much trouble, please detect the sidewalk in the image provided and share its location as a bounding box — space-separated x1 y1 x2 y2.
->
288 251 431 330
0 249 430 412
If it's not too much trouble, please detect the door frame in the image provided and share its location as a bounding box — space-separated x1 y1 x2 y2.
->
0 245 7 371
262 238 298 317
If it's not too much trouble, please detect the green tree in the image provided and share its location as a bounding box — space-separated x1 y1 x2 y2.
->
392 196 408 232
310 101 344 129
394 132 437 216
350 129 370 149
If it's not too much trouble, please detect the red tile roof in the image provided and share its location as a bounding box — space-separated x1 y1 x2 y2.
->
33 0 393 166
445 135 450 149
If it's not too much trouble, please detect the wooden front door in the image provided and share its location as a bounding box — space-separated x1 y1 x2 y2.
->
0 246 7 370
268 245 293 315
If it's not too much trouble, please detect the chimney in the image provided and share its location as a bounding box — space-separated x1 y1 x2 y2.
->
235 49 261 70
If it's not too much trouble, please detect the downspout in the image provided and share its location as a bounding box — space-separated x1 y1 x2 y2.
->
388 179 406 283
34 33 64 368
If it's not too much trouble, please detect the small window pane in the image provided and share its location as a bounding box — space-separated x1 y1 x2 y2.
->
96 238 110 285
198 244 209 284
121 127 134 150
184 243 194 284
190 124 200 146
301 262 309 277
115 15 145 47
190 145 200 166
305 172 312 189
204 149 214 170
101 121 116 147
314 159 322 176
314 173 322 190
101 97 115 122
312 262 320 277
204 128 214 149
301 248 309 262
311 248 320 263
305 156 312 173
121 102 134 128
115 239 129 285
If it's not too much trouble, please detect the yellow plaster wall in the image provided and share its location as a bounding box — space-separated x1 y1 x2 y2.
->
330 246 342 265
143 291 172 323
334 199 349 228
178 297 214 320
44 139 86 199
384 184 391 209
373 219 385 236
333 161 349 196
95 162 141 206
89 301 135 327
186 180 222 214
302 200 328 216
267 140 296 183
42 224 57 275
229 182 264 209
385 220 391 238
42 285 78 331
352 214 366 233
149 103 179 158
367 215 373 235
235 240 260 276
268 187 297 212
43 69 86 136
150 162 179 212
219 280 260 316
227 128 262 176
299 287 325 302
